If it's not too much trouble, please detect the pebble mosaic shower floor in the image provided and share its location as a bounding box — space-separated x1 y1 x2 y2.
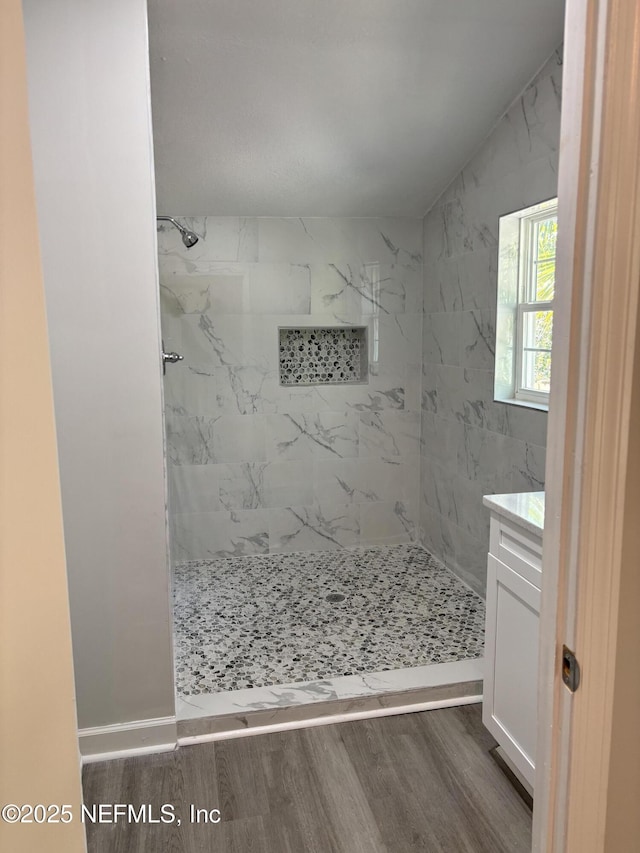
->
173 544 485 696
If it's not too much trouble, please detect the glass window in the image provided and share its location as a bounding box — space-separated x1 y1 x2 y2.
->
494 198 558 409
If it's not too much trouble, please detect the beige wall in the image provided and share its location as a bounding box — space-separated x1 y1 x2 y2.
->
0 1 86 850
22 0 176 735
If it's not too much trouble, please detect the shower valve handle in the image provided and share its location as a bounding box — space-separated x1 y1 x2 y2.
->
162 350 183 375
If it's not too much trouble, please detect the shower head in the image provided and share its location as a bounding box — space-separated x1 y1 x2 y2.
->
156 216 199 249
180 228 199 248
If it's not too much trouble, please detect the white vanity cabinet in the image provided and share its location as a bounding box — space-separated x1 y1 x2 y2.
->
482 492 544 792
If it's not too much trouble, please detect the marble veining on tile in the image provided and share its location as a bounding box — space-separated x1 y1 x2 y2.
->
419 49 559 594
176 658 484 722
173 544 484 696
159 217 423 562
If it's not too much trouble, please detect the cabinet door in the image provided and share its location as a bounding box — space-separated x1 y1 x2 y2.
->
483 553 541 789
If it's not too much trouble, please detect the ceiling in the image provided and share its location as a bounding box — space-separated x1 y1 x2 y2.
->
148 0 565 217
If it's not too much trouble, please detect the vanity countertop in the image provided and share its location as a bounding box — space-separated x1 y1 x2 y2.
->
483 491 545 537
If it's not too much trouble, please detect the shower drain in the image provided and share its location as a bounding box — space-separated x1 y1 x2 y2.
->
325 593 346 603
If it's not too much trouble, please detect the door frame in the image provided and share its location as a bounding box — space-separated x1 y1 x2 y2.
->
13 0 640 846
534 0 640 849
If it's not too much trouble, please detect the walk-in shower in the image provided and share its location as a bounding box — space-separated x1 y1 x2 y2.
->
156 216 199 248
157 215 486 735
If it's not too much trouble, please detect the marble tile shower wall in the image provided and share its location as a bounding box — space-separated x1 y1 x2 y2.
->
420 49 562 595
158 217 423 561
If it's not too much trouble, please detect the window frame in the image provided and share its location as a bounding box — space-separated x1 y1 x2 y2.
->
514 202 558 407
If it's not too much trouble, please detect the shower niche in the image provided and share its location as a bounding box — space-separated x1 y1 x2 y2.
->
278 325 368 386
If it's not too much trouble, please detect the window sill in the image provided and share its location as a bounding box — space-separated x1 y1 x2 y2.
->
495 396 549 413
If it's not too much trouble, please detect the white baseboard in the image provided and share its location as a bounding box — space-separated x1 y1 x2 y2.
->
79 715 177 764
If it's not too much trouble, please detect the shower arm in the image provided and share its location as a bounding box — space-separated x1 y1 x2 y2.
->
157 215 183 231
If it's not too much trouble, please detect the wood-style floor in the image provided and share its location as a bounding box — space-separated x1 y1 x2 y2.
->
83 704 531 852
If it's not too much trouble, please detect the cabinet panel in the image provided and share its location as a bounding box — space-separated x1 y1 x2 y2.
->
490 516 542 587
483 553 540 788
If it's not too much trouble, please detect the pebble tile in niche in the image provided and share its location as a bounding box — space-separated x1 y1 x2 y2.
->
278 326 367 385
173 545 484 696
